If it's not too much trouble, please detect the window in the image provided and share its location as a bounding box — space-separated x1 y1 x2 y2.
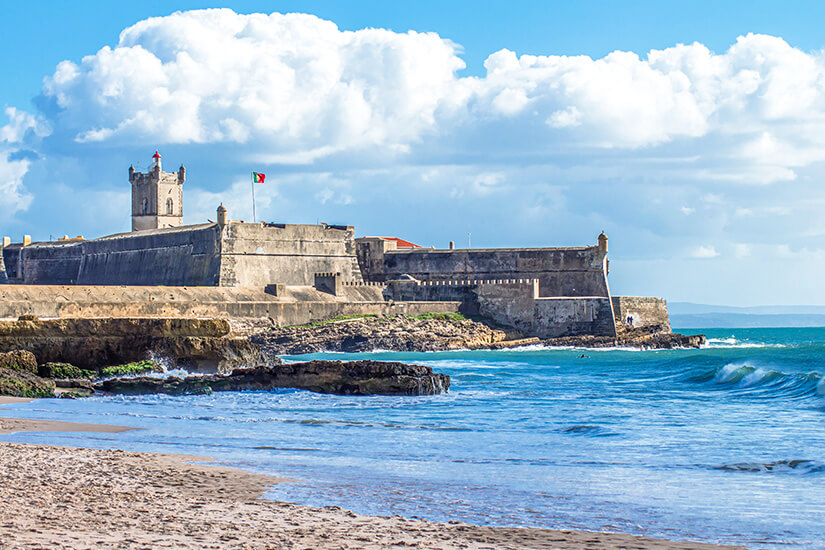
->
166 198 174 215
142 198 148 215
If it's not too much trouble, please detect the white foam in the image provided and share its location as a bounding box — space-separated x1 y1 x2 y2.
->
703 337 784 349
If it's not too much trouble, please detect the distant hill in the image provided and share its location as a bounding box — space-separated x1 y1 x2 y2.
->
668 303 825 328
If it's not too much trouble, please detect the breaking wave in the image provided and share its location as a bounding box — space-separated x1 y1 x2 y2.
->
684 362 825 399
703 337 785 349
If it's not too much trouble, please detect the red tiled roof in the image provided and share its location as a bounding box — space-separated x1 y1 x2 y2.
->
372 237 422 248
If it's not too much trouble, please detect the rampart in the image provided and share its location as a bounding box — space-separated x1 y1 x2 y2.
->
357 239 610 298
612 296 671 332
384 278 616 338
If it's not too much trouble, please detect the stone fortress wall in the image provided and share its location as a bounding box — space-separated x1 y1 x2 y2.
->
1 220 359 288
357 237 611 298
0 225 665 339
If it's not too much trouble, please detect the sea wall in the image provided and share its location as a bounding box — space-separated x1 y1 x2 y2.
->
0 285 460 327
217 222 362 287
611 296 671 332
357 240 610 298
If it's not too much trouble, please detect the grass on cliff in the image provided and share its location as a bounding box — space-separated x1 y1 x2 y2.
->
99 360 161 378
289 314 379 329
408 312 466 322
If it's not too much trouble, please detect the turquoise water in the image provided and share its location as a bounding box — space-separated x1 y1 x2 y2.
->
2 327 825 548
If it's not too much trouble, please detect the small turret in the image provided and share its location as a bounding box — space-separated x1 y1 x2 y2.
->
178 165 185 184
598 231 608 254
128 165 135 182
217 203 228 227
152 150 162 172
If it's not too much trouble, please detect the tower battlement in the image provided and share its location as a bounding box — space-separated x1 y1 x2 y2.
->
130 151 184 231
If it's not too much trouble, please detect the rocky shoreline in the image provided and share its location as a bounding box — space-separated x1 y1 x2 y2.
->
252 313 705 355
0 313 703 400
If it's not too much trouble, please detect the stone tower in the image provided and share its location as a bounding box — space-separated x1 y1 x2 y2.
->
130 151 185 231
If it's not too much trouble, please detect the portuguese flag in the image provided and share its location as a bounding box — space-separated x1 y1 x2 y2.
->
252 171 266 184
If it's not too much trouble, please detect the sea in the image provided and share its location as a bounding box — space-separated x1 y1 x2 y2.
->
2 327 824 549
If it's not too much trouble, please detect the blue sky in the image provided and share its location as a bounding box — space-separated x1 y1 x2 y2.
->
3 1 825 306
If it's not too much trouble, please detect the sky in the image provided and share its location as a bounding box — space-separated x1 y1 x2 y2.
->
3 1 825 306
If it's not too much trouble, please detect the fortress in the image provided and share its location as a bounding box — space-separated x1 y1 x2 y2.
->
0 153 670 338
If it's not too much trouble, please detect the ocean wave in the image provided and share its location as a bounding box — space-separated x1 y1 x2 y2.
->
712 459 825 475
702 337 785 349
560 424 619 437
685 362 825 399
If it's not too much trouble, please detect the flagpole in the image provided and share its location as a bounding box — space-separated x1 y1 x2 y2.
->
251 173 257 223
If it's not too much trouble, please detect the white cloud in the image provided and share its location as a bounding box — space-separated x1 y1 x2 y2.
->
546 106 581 128
680 206 695 215
691 245 720 258
41 9 465 153
0 108 50 144
0 108 48 215
32 12 825 179
0 152 33 215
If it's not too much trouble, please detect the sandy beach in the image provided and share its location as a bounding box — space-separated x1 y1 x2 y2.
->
0 415 744 550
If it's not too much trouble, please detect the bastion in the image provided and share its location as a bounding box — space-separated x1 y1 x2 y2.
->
0 152 672 340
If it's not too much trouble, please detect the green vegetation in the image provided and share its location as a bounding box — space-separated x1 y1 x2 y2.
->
290 314 379 329
38 362 96 380
408 312 466 322
99 360 161 378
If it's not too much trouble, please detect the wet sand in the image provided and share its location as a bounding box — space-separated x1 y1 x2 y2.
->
0 418 744 550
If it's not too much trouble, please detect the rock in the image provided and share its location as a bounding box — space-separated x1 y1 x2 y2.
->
253 315 514 354
542 326 706 349
0 318 277 373
95 360 450 397
54 378 94 390
0 367 55 398
0 350 38 373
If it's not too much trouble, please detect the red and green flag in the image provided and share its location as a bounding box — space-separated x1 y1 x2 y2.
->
252 171 266 184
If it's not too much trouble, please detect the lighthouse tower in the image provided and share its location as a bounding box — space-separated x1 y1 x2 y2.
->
129 150 185 231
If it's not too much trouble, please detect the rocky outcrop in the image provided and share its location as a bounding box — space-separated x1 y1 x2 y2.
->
254 315 513 354
0 318 275 373
95 360 450 396
253 314 704 353
543 325 705 349
0 368 55 398
0 350 37 373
